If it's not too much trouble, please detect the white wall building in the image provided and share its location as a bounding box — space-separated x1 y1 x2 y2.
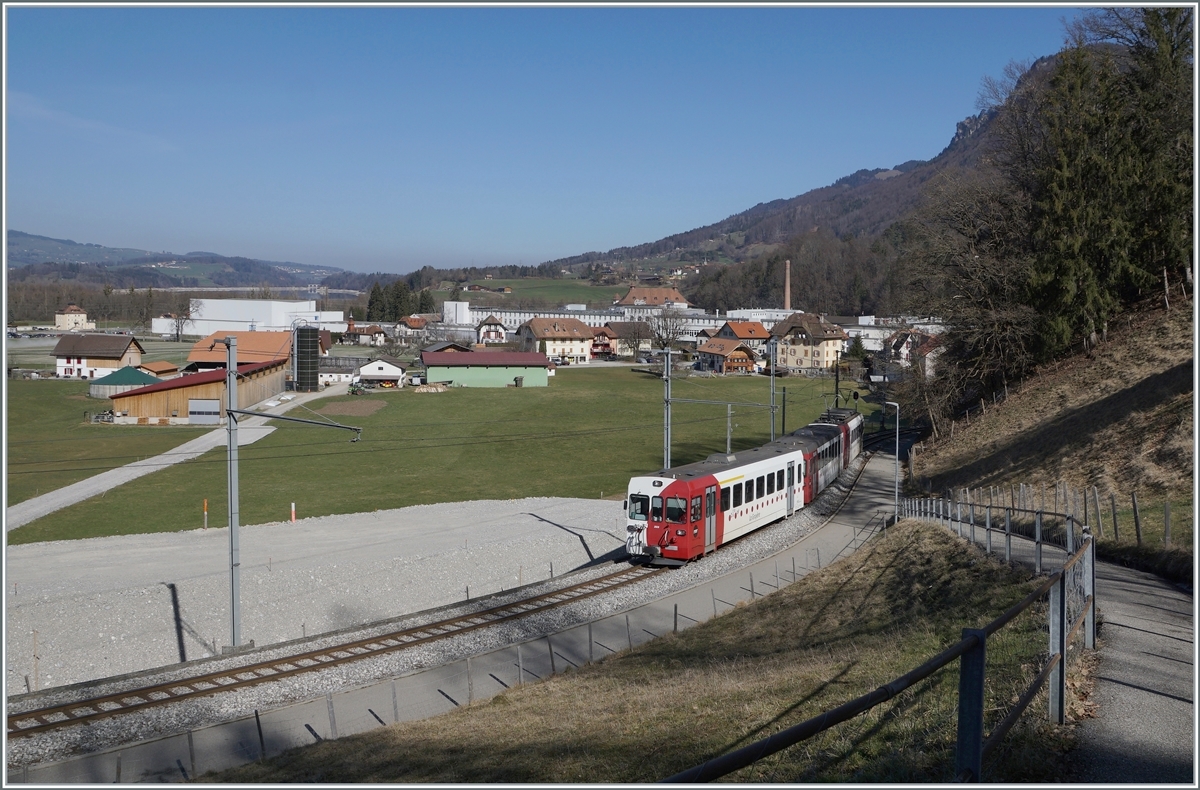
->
151 299 345 338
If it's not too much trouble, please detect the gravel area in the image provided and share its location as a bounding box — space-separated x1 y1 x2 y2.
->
6 458 865 768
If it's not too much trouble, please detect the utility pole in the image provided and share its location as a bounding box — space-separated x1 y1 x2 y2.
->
222 337 242 650
834 349 841 408
886 401 900 522
769 338 776 440
663 346 672 469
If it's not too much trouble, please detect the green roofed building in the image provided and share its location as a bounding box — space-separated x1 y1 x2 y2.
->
420 351 550 387
88 365 162 399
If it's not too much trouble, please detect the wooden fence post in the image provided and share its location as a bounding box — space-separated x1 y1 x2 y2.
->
955 629 987 782
1049 573 1066 725
1110 492 1119 543
1092 486 1104 538
1132 491 1143 546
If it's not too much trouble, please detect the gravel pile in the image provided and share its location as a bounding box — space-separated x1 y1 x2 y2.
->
7 459 865 767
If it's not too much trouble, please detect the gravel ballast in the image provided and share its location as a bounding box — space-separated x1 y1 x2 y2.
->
6 459 866 768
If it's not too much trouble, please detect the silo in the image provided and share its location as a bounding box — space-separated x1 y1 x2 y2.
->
295 326 320 392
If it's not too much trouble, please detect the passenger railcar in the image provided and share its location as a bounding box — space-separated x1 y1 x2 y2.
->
625 408 865 565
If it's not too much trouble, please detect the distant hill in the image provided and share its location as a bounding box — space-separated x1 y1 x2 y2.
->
547 108 996 272
5 231 343 286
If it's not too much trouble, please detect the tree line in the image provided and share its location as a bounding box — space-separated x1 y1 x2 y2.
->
894 8 1192 433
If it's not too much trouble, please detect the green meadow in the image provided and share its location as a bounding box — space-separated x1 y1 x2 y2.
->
8 368 877 544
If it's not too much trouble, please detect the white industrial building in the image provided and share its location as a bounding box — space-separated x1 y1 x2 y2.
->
151 299 345 338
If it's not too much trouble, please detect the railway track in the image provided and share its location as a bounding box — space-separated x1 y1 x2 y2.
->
7 564 662 740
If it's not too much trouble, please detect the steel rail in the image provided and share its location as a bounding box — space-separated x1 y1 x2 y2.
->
7 565 661 739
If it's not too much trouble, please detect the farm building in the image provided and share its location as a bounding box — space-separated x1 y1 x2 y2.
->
186 331 292 372
421 351 549 387
139 360 181 379
89 366 161 399
53 334 145 380
356 356 406 388
109 359 288 425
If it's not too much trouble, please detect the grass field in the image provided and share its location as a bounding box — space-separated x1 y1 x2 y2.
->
457 278 627 308
207 521 1069 783
5 337 196 371
8 368 877 544
6 379 210 506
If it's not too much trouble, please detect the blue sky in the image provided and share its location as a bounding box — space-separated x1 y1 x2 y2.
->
5 5 1084 274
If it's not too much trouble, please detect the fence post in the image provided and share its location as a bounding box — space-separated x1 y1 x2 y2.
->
1110 492 1119 543
1084 535 1096 650
1065 514 1075 555
517 644 524 687
1005 508 1012 564
1049 571 1066 725
956 500 963 538
955 629 987 782
548 637 556 675
1132 492 1143 546
985 505 992 555
1092 486 1103 538
1034 511 1042 575
467 656 474 704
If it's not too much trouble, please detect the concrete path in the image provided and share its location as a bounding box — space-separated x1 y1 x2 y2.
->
5 384 348 531
912 489 1195 784
1068 562 1194 783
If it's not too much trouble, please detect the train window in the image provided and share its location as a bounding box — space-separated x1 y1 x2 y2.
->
777 469 785 490
666 497 687 523
767 473 775 495
744 480 753 504
721 487 731 512
628 495 649 521
733 483 743 508
787 466 793 488
651 496 664 522
756 476 765 498
691 496 702 522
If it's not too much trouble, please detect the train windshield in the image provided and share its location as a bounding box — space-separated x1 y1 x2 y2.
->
628 494 650 521
666 497 687 523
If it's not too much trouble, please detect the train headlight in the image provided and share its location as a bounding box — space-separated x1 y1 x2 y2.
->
675 529 686 536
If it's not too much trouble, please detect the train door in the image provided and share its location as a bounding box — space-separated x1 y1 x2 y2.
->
786 461 795 516
704 485 717 553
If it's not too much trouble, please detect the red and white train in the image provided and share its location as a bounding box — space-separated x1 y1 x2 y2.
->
625 408 865 565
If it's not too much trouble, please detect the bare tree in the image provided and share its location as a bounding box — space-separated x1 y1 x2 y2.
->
172 296 198 342
648 307 688 351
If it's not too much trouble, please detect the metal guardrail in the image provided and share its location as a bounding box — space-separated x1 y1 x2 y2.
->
661 505 1096 784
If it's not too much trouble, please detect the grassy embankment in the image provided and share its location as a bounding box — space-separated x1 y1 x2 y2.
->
9 368 871 544
207 521 1071 784
914 300 1194 582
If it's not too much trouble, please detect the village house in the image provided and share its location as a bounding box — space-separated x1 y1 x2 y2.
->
591 326 618 358
515 317 593 364
53 334 145 379
476 315 508 344
341 320 387 347
604 321 653 357
695 338 756 374
770 313 848 371
715 320 771 354
394 316 428 345
54 303 95 332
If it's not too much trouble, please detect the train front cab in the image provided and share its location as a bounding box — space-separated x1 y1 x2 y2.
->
625 476 720 566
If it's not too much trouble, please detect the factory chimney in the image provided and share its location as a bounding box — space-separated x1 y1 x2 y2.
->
784 259 791 311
